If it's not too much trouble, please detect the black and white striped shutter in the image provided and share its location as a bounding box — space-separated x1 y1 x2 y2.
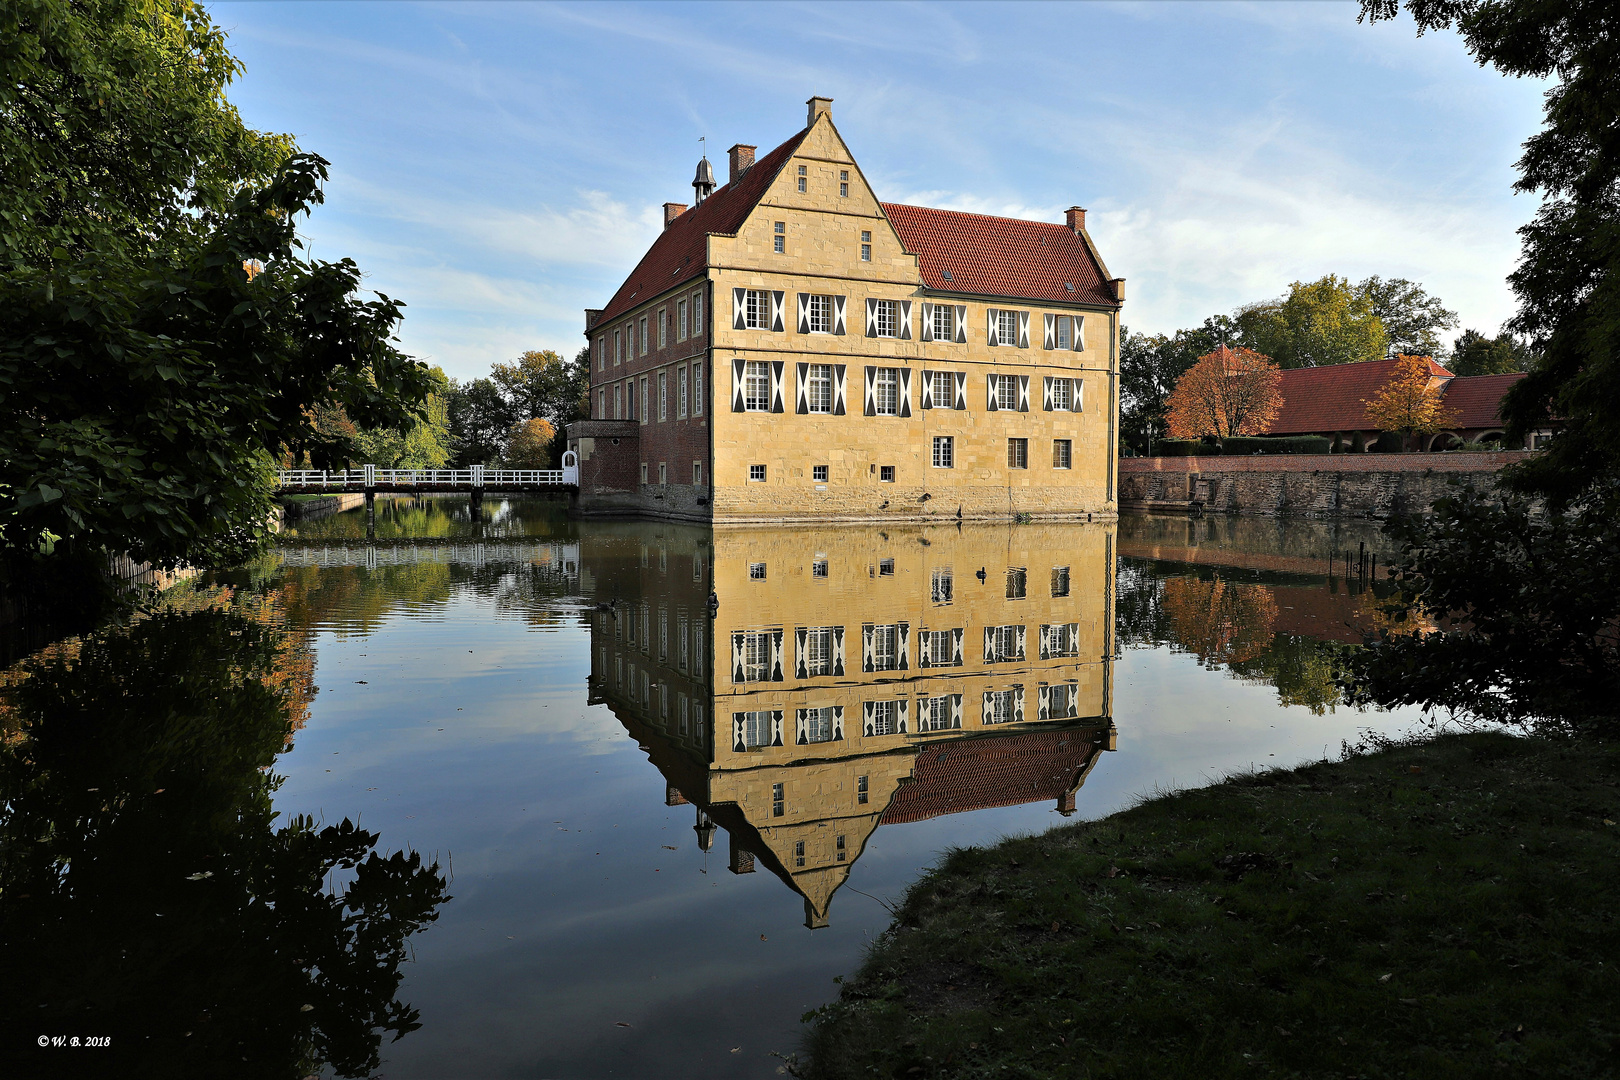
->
731 631 746 682
1075 377 1084 412
1038 683 1050 719
981 691 993 725
834 295 847 335
1017 311 1031 349
796 708 808 745
1043 314 1056 350
953 371 967 410
770 361 785 413
1013 686 1025 723
1073 315 1085 351
832 705 844 740
1016 625 1027 660
918 629 932 668
795 363 809 414
986 374 999 411
833 365 847 414
863 367 876 416
862 701 875 737
794 627 808 678
770 628 784 681
899 301 913 340
864 298 878 337
954 305 967 343
896 698 908 733
952 627 964 665
771 710 784 746
1017 375 1030 412
770 292 785 332
898 368 912 418
896 622 910 670
919 372 933 410
861 624 875 672
797 293 811 334
986 308 999 347
732 288 747 330
919 302 933 342
1067 623 1080 655
1038 624 1051 660
1043 377 1054 412
983 626 997 662
733 712 746 752
832 626 846 675
732 359 746 412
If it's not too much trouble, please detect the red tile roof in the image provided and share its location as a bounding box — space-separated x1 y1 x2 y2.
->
594 128 809 327
1440 372 1524 430
879 727 1105 825
883 203 1118 308
1267 356 1455 435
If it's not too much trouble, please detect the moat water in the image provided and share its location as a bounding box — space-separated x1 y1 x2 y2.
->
5 499 1423 1078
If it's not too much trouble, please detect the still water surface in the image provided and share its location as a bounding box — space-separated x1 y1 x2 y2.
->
8 498 1420 1078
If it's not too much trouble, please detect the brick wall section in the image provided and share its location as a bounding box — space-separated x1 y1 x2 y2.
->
1119 452 1534 519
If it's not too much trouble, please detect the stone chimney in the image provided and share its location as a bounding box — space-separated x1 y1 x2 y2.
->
584 308 603 330
1110 278 1126 302
1065 206 1087 233
728 143 756 184
806 95 833 127
662 202 687 228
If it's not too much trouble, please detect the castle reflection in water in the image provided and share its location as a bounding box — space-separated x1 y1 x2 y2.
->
582 522 1117 928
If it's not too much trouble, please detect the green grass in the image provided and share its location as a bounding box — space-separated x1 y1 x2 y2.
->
801 733 1620 1079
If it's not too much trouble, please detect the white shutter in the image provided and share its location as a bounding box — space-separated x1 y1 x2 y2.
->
986 308 999 347
770 361 785 413
862 701 875 737
986 374 999 412
952 627 964 665
983 626 997 662
863 366 876 416
770 291 785 332
898 368 912 418
981 691 993 725
1043 377 1054 412
897 622 910 670
795 363 809 415
1017 374 1030 412
1016 625 1027 661
953 371 967 410
1038 683 1050 719
1075 377 1084 412
896 697 908 733
1017 311 1031 348
797 293 810 334
833 364 848 415
834 295 847 335
832 706 844 740
1013 686 1025 723
951 694 963 729
731 358 746 412
1073 315 1085 351
770 628 784 681
865 298 878 337
731 631 746 683
899 300 913 340
920 302 933 342
919 628 933 667
1067 622 1080 655
832 625 846 675
919 371 934 410
1038 624 1051 660
1043 314 1055 350
794 626 808 678
861 624 875 672
954 305 967 343
732 288 747 330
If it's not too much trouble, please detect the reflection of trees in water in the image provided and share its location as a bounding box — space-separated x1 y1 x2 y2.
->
0 607 448 1078
266 560 577 637
1118 562 1355 715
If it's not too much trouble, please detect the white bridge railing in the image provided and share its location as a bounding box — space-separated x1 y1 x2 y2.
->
277 458 578 488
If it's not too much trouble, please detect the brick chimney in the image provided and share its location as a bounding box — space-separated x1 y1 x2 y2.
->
728 143 756 184
806 95 833 127
1065 206 1087 233
662 202 687 228
584 308 603 330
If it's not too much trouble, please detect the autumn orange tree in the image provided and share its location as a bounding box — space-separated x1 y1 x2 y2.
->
1363 353 1457 451
503 417 558 468
1165 345 1283 440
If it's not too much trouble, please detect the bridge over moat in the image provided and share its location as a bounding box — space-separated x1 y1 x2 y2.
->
276 458 579 500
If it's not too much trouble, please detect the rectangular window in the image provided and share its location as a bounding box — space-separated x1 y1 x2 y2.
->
928 369 952 409
1044 682 1080 719
748 463 766 483
1053 439 1072 469
1041 623 1081 659
803 627 835 676
794 841 805 867
773 783 785 815
857 775 869 804
740 631 771 680
597 388 604 418
658 371 667 421
746 715 773 750
658 309 667 348
874 367 898 413
596 335 605 370
840 170 849 198
924 629 954 664
932 305 953 342
640 377 649 424
639 316 649 355
693 461 703 485
931 568 953 604
797 165 807 193
1051 377 1072 411
806 294 831 334
806 363 832 412
932 436 954 469
1056 316 1071 350
1006 567 1027 599
678 299 688 340
744 289 770 329
871 623 899 671
1007 438 1028 469
678 366 688 418
614 329 622 365
802 706 834 743
986 688 1019 725
693 291 702 329
773 221 785 255
692 361 703 415
658 462 667 485
879 558 895 576
920 695 957 732
614 383 622 419
879 465 896 483
997 309 1018 347
812 558 828 578
860 230 871 261
837 835 846 861
640 462 648 484
995 624 1024 661
996 374 1018 411
1051 566 1070 597
868 699 898 736
873 300 897 338
812 464 829 482
744 360 770 411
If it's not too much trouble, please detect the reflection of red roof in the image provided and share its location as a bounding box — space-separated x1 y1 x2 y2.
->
880 728 1103 825
596 129 809 325
1268 357 1455 435
883 203 1118 308
1441 372 1524 429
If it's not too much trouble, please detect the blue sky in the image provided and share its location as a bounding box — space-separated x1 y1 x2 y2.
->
216 1 1548 383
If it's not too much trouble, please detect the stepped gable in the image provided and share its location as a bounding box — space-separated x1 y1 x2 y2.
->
595 128 809 327
1440 371 1524 429
879 727 1103 825
1268 356 1455 435
882 203 1118 308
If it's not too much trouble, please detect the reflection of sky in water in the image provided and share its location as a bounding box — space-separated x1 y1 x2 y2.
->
268 503 1423 1079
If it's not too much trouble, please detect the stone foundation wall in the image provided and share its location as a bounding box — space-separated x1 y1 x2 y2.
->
1119 452 1534 519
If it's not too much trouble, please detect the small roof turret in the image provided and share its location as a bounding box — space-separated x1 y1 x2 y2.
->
692 154 716 204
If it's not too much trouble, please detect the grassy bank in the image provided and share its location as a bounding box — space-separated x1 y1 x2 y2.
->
802 734 1620 1079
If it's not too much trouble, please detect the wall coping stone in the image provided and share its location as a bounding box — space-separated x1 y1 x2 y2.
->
1121 451 1533 475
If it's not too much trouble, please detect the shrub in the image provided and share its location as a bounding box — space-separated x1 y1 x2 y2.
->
1221 436 1333 456
1351 430 1367 453
1153 439 1203 457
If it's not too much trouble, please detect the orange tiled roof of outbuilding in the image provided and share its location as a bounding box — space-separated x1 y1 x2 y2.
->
1267 356 1456 435
1438 371 1525 430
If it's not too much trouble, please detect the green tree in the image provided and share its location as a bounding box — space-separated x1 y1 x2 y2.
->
490 348 591 432
1119 317 1235 453
1356 276 1459 358
1450 328 1534 377
1238 275 1388 368
1 1 434 580
351 366 453 468
446 376 514 466
503 418 558 469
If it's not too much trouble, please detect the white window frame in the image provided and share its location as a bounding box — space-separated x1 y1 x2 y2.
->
812 464 829 483
693 361 703 415
920 695 955 732
932 304 953 342
678 299 688 341
1006 567 1027 599
658 308 667 348
873 299 897 339
806 363 833 413
873 367 898 414
807 294 831 334
840 169 849 197
1056 316 1071 350
1051 378 1072 411
658 370 667 421
1051 566 1070 597
869 699 898 736
871 624 899 671
743 360 770 411
744 289 769 329
803 627 835 677
773 220 786 255
678 365 688 418
614 329 622 365
692 291 702 329
860 230 871 261
796 165 807 193
748 463 767 482
930 568 953 604
932 435 954 469
1053 439 1072 469
996 375 1018 411
741 708 773 747
639 316 649 355
802 705 833 743
929 369 952 409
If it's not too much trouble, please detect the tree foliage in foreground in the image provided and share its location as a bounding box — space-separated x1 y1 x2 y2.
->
1 0 434 573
